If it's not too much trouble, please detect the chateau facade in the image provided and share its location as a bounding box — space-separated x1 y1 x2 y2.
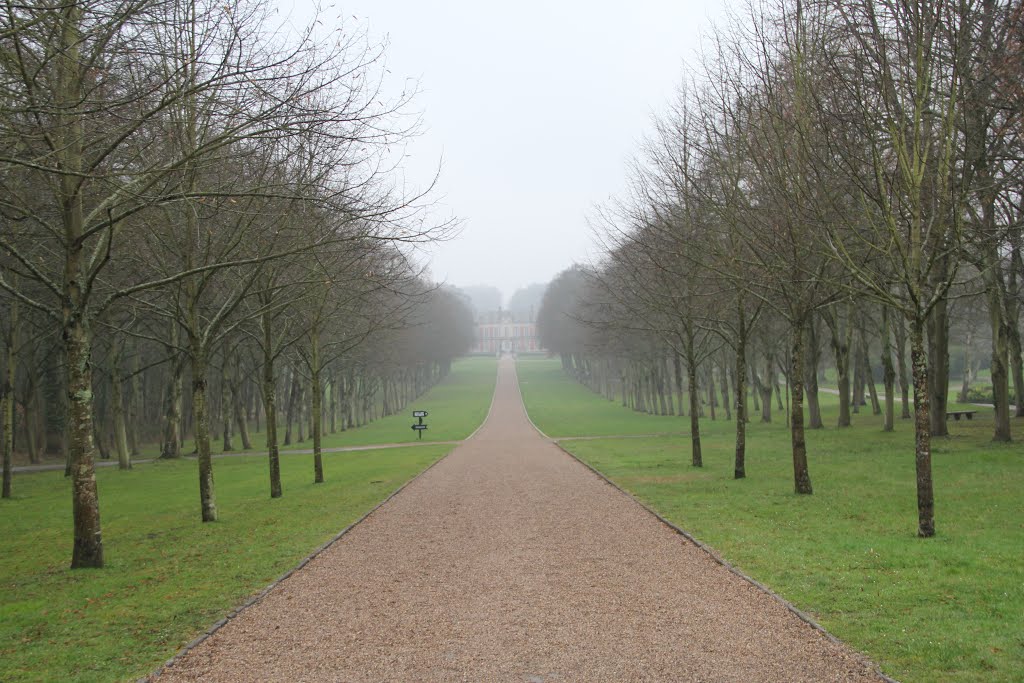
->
470 309 542 354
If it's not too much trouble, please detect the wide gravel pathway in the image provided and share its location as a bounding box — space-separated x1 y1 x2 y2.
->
153 358 886 682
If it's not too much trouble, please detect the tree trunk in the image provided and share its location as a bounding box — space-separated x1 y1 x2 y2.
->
296 379 305 442
773 369 784 412
657 366 668 416
984 263 1012 441
221 354 234 452
1 296 16 498
927 292 950 436
161 337 183 459
881 307 896 432
110 350 131 471
128 352 141 457
749 364 760 415
284 367 297 446
191 345 217 522
720 361 732 421
894 313 912 419
262 317 282 498
310 330 324 484
673 355 684 416
790 319 812 495
1010 324 1024 418
958 330 973 403
1010 244 1023 417
663 358 674 414
852 346 864 414
686 340 702 468
706 367 716 421
66 316 104 567
828 306 853 427
27 376 45 464
862 337 881 416
910 317 935 537
734 309 747 479
328 367 337 433
757 356 772 423
805 316 823 428
231 355 252 450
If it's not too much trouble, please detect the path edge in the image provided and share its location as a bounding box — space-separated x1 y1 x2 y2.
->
138 444 459 682
549 439 899 683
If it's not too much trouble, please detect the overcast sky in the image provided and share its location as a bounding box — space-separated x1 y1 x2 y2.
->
294 0 734 304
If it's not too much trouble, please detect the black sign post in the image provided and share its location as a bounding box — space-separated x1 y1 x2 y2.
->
411 410 428 439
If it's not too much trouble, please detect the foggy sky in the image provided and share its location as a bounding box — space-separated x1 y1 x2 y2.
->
300 1 734 303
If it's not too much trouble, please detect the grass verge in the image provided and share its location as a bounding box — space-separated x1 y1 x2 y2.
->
519 358 1024 683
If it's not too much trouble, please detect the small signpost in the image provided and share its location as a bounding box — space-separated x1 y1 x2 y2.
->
412 410 428 439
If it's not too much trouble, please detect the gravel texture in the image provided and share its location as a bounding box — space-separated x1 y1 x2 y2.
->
151 358 887 682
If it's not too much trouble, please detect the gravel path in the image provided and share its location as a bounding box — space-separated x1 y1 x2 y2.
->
152 358 886 682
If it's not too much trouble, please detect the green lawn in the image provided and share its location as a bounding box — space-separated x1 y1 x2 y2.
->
519 358 1024 683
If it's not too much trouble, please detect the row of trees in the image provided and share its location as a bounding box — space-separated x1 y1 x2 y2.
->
0 0 469 568
539 0 1023 538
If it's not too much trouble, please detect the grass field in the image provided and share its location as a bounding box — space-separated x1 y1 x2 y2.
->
0 358 498 682
518 358 1024 683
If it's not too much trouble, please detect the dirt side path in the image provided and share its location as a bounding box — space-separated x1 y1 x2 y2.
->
153 358 885 682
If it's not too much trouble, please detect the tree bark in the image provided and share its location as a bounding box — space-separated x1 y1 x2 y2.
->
881 307 896 432
910 317 935 537
2 295 16 498
805 316 823 428
284 367 297 446
734 308 747 479
231 354 252 450
262 316 282 498
757 355 772 423
720 361 732 421
128 352 141 457
862 336 881 416
673 354 684 415
160 338 183 459
894 313 912 419
706 367 716 421
927 291 950 436
1010 244 1023 417
110 346 131 471
958 330 973 403
67 318 104 567
221 354 234 452
686 338 702 467
310 328 324 484
828 306 853 427
1010 324 1024 418
986 275 1012 441
328 367 337 433
191 346 217 522
790 319 812 495
296 379 305 442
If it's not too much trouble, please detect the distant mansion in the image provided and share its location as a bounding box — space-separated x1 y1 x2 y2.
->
471 309 543 355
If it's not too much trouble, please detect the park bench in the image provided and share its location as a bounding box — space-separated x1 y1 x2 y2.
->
946 410 978 421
